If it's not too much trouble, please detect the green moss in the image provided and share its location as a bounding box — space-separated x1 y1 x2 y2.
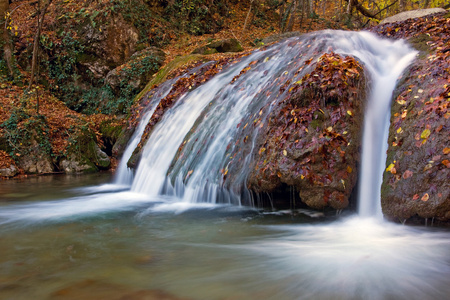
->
408 34 432 55
133 54 204 103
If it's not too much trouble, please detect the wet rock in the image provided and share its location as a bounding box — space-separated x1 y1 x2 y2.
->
192 38 243 54
374 13 450 224
247 53 366 210
119 290 189 300
379 8 446 24
50 279 188 300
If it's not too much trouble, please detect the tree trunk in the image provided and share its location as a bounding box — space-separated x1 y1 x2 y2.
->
29 0 52 89
286 0 298 32
0 0 14 77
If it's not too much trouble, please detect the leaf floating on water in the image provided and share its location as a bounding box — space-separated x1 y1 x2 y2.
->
421 193 429 202
264 57 270 63
421 129 431 139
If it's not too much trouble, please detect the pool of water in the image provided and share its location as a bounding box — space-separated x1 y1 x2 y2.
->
0 174 449 300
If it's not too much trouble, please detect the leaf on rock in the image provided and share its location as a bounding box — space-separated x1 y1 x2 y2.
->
402 170 413 179
386 163 396 174
421 193 429 202
413 194 419 200
421 129 431 139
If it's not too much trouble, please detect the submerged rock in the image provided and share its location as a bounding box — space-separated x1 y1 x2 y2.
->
247 53 366 210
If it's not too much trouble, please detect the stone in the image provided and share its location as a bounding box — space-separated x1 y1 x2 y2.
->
0 164 18 177
379 8 446 24
191 38 243 54
246 53 367 210
105 47 166 94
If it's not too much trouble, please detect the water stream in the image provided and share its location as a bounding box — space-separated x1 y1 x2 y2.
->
0 31 449 300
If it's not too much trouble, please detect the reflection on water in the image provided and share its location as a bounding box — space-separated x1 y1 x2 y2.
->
0 175 449 300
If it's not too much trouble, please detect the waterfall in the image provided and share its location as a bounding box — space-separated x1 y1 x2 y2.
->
123 30 416 217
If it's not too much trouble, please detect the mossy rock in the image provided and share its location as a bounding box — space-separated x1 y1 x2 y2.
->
64 127 110 173
191 38 243 55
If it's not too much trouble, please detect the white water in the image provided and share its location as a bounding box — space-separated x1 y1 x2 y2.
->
1 30 448 300
125 30 417 216
114 79 177 185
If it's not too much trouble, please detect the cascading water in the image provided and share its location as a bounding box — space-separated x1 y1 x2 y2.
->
114 79 177 185
127 30 417 216
0 29 449 300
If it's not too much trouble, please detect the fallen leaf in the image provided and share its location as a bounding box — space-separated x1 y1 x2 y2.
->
421 129 430 139
442 160 450 168
397 99 406 105
402 170 413 179
347 110 352 116
283 150 287 156
421 193 429 202
347 166 352 173
443 148 450 155
386 163 396 174
413 194 419 200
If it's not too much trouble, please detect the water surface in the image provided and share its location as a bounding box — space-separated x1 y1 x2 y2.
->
0 175 449 300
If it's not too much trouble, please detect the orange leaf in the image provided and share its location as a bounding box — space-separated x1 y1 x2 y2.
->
412 194 419 200
442 160 450 168
443 148 450 155
402 170 413 179
421 193 429 202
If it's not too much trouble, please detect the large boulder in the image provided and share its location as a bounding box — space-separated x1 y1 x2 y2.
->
79 14 139 79
59 128 110 174
17 139 54 174
372 13 450 224
105 47 166 95
379 8 446 24
247 53 367 210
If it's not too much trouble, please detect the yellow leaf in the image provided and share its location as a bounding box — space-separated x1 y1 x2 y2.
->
386 163 396 174
397 127 403 134
343 131 348 135
421 193 429 202
397 99 406 105
300 175 305 179
283 150 287 156
326 126 332 132
418 89 424 93
401 110 407 119
421 129 431 139
347 110 352 116
347 166 352 173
